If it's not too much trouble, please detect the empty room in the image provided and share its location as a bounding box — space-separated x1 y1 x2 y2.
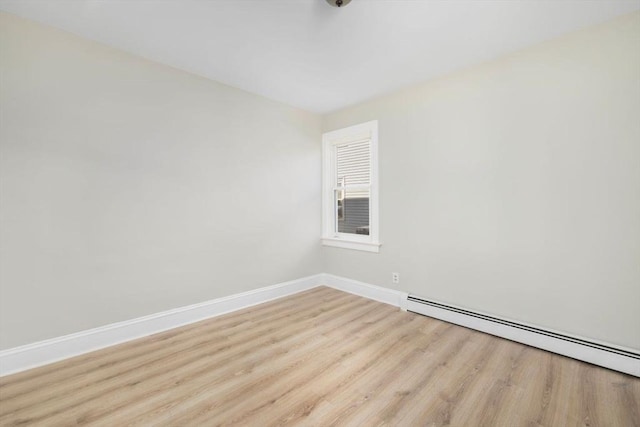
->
0 0 639 425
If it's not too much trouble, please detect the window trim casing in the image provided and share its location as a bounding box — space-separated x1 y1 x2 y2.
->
322 120 380 253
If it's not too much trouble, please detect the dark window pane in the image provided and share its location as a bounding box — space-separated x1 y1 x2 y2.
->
337 189 369 235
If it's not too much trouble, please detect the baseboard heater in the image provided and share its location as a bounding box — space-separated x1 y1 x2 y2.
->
407 295 640 377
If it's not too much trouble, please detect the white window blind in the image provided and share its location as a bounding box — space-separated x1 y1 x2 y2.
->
336 139 371 189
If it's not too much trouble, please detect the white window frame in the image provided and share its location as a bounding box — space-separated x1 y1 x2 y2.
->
322 120 380 253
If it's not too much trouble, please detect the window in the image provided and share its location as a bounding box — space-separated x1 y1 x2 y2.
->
322 120 379 252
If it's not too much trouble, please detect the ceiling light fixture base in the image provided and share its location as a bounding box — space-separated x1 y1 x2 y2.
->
326 0 352 7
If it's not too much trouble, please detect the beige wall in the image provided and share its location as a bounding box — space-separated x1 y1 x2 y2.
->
0 12 322 349
2 10 639 353
323 12 640 350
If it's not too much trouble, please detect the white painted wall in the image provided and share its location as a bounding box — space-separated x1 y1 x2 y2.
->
322 12 640 350
2 10 639 354
0 12 322 349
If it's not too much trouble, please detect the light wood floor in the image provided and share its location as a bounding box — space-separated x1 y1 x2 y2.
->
0 287 638 426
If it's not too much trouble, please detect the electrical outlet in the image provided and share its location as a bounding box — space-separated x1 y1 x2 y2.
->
392 272 400 284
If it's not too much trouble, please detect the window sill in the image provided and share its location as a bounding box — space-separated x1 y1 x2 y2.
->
321 238 381 253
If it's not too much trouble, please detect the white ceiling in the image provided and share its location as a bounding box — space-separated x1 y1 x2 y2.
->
1 1 638 113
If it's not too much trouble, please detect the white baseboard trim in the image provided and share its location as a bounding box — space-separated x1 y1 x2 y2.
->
0 274 322 377
407 295 640 378
2 273 637 378
321 273 408 310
